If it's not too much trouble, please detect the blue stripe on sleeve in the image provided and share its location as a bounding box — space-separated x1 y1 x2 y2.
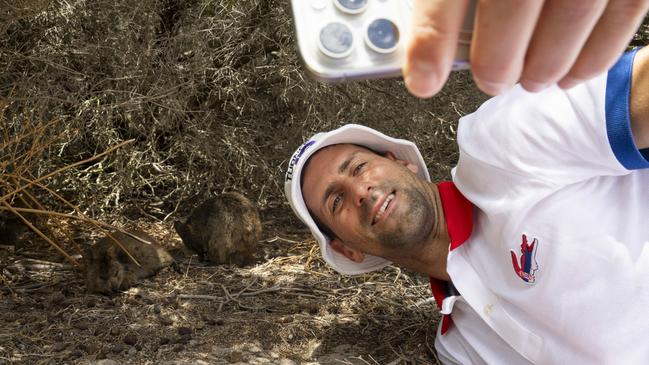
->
605 48 649 170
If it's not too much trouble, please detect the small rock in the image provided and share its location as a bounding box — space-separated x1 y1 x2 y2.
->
195 321 205 330
159 317 173 326
278 359 296 365
109 327 121 336
84 343 100 354
159 337 170 345
248 344 262 353
111 344 127 354
128 347 137 356
277 317 293 324
52 342 67 352
229 350 244 363
153 305 161 314
172 344 184 353
123 333 138 346
95 360 118 365
176 335 190 345
177 327 192 337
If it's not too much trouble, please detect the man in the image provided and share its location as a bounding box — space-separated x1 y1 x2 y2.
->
285 46 649 364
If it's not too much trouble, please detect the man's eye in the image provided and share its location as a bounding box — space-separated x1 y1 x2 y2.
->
353 162 366 176
332 194 342 212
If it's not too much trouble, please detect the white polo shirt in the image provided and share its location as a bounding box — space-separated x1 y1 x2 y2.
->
432 49 649 364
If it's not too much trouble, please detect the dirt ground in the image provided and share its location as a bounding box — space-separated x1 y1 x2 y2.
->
0 209 441 365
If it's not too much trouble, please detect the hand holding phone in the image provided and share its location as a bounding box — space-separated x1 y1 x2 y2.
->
291 0 476 82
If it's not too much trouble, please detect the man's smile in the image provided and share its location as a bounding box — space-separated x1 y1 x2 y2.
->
371 190 396 225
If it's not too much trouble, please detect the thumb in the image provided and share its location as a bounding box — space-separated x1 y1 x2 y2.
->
404 0 470 98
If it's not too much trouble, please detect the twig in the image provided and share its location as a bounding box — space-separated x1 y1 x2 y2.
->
0 200 77 265
0 139 135 205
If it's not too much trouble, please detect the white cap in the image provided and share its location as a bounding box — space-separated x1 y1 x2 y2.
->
284 124 431 275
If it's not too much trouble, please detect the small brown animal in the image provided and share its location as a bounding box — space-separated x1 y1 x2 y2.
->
85 230 175 294
174 191 261 266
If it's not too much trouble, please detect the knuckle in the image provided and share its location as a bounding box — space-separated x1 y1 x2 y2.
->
471 60 518 84
410 23 456 45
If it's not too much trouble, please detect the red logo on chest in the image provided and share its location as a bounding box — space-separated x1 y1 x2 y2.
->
510 234 539 284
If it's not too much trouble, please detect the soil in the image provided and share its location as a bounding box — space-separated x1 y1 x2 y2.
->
0 210 441 365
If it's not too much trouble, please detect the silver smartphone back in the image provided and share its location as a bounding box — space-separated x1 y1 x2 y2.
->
291 0 476 82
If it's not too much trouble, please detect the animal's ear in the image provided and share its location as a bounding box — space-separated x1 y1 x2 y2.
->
330 238 365 263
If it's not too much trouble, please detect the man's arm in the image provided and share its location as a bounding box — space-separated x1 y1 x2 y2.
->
631 47 649 149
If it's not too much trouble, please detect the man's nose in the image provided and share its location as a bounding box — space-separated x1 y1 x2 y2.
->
351 180 373 206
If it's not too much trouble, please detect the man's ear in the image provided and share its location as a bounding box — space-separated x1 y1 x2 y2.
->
383 151 419 174
330 238 365 263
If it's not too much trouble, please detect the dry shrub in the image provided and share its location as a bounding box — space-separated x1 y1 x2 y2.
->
1 0 646 226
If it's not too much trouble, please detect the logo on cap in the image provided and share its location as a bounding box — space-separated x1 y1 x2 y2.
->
285 140 316 182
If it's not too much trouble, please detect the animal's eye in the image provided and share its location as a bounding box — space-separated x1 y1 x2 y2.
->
332 194 342 213
353 162 366 176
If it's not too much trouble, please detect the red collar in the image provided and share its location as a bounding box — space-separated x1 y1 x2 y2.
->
429 181 473 334
437 181 473 251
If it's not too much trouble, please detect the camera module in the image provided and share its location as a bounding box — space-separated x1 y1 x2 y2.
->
365 18 399 54
318 22 354 58
333 0 369 14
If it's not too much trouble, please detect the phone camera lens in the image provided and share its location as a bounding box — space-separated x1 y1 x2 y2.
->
365 18 399 54
333 0 369 14
318 22 354 58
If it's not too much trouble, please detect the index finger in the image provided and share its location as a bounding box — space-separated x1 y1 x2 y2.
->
404 0 470 98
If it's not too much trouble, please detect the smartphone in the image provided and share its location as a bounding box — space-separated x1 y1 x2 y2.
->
290 0 476 82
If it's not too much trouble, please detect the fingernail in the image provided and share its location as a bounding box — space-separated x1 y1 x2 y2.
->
474 78 508 95
405 61 439 98
558 76 580 90
521 80 549 93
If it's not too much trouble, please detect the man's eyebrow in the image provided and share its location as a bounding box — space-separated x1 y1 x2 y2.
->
321 150 361 209
338 150 360 174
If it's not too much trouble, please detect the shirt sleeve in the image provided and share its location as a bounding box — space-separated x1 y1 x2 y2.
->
453 48 645 196
605 48 649 169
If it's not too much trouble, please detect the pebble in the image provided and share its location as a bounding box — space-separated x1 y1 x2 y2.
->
123 333 138 346
278 359 296 365
128 347 138 356
84 343 100 354
177 326 192 337
94 360 118 365
247 344 262 353
172 344 184 353
111 344 127 354
52 342 67 352
228 350 244 363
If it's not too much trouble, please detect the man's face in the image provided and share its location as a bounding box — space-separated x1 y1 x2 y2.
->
301 144 435 258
